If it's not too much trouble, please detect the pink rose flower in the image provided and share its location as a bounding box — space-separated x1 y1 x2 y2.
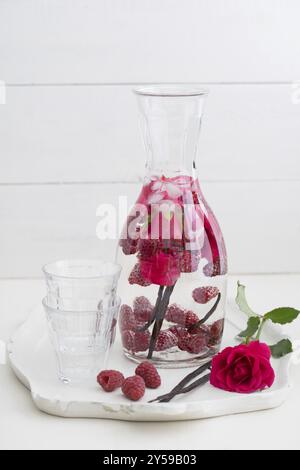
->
210 341 275 394
140 252 180 287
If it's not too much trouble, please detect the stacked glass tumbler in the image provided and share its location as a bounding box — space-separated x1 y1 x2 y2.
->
42 259 121 383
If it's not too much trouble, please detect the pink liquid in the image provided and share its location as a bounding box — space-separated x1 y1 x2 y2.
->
118 175 227 368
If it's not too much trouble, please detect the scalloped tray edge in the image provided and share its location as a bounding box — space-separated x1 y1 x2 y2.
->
7 305 296 422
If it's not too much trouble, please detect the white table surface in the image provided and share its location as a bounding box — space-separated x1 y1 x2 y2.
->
1 275 300 450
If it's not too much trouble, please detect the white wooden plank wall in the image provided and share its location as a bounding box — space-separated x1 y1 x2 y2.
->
0 0 300 277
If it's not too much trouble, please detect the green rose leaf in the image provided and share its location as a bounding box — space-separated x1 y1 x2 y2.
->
238 316 261 339
269 339 293 358
235 281 258 318
264 307 300 325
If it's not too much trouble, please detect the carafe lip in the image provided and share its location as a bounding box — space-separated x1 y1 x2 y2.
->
133 85 208 97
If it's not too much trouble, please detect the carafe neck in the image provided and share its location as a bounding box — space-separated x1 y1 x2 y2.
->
135 87 207 178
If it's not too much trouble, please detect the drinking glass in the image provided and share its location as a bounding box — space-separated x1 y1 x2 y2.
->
42 259 121 383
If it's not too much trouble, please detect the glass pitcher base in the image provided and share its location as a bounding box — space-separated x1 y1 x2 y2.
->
123 345 220 369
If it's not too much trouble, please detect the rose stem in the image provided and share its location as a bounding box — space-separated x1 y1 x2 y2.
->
158 373 211 403
136 285 164 332
188 293 221 333
147 284 175 359
149 360 212 403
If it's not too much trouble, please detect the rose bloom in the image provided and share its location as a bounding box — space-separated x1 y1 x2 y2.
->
210 341 275 394
140 252 180 286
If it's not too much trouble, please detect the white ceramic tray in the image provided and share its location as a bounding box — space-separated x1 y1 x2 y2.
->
7 302 298 421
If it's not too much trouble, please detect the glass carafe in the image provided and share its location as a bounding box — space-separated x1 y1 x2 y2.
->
118 87 227 368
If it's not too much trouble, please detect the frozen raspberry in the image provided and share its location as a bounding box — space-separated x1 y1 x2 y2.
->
178 330 208 354
165 304 199 328
203 258 227 277
189 323 210 337
179 250 201 273
119 304 136 332
189 334 208 354
133 296 153 323
121 330 135 351
122 375 145 401
209 319 224 346
192 286 219 304
168 325 186 339
133 295 152 312
184 310 201 328
119 214 141 255
177 332 190 352
128 263 151 287
135 361 161 389
155 329 178 351
138 239 159 260
191 336 207 354
133 330 151 352
122 330 151 353
165 304 185 323
97 370 124 392
119 237 138 255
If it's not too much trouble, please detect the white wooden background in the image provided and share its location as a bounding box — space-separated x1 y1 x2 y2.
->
0 0 300 278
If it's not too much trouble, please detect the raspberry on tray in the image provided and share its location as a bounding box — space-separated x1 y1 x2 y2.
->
122 376 146 401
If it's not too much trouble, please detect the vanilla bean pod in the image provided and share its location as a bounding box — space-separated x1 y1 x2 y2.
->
149 360 212 403
136 285 164 332
157 284 175 320
188 293 221 333
147 318 163 359
147 284 175 359
158 373 211 402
